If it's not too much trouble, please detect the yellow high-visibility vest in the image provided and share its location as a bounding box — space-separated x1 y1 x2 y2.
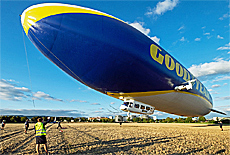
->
35 122 46 136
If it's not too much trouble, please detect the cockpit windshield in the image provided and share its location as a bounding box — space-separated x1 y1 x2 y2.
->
123 102 129 106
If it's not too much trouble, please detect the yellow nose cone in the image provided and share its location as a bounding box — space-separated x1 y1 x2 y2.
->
21 5 38 35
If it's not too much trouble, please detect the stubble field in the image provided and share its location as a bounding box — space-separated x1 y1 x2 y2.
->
0 123 229 154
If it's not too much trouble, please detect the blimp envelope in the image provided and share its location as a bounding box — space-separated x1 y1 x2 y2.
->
21 3 215 117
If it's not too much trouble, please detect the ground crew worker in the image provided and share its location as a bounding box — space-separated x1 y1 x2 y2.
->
57 121 62 129
34 117 50 154
219 121 223 131
25 119 29 134
1 120 5 130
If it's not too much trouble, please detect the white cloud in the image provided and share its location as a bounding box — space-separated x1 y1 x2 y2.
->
33 91 63 102
188 59 230 77
210 91 219 95
15 87 30 92
129 22 150 36
215 96 230 101
195 38 201 41
0 79 66 102
179 37 188 42
217 35 224 39
93 111 103 113
219 13 230 20
129 21 160 44
0 79 31 101
203 33 212 39
211 84 221 88
212 76 230 82
180 37 185 42
217 42 230 50
151 36 160 44
0 109 85 117
153 111 170 117
178 25 185 31
204 33 210 35
149 0 179 15
69 99 88 103
90 103 100 105
153 111 164 116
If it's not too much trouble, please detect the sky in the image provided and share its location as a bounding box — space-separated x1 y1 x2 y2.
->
0 0 229 119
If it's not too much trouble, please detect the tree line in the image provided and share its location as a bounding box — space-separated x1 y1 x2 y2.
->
0 115 228 123
0 116 222 123
128 116 210 123
0 116 89 123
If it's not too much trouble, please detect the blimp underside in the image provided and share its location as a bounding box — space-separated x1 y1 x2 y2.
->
21 3 214 117
135 93 212 117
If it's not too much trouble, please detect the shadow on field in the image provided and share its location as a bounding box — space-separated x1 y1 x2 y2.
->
168 147 209 155
169 146 227 154
191 124 218 127
215 149 226 154
191 124 229 128
191 125 208 127
50 129 181 154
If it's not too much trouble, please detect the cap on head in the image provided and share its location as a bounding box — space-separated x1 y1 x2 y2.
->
37 118 43 122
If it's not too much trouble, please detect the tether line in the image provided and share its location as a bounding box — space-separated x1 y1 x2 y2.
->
22 29 35 107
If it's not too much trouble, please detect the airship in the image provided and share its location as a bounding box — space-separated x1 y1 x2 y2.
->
21 3 225 117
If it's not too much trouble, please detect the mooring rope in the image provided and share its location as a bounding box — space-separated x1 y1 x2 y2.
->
22 29 35 107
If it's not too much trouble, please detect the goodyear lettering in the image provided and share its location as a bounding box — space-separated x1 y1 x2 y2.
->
199 82 205 94
195 80 209 100
204 87 208 97
176 63 183 77
183 68 190 81
195 79 200 90
165 54 175 70
150 44 212 102
150 44 164 64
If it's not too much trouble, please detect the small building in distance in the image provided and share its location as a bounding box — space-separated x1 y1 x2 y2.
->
115 115 123 122
109 116 113 119
152 116 157 120
88 117 109 122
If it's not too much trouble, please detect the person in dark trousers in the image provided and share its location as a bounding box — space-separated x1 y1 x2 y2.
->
1 120 5 130
219 121 223 131
25 119 29 134
34 117 50 154
57 121 62 129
